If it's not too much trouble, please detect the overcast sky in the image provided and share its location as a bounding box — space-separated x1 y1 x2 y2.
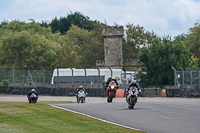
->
0 0 200 37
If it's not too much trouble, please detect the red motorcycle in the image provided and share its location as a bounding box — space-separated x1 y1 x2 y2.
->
106 80 117 103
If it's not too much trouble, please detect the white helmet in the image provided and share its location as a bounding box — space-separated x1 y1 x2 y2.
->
31 89 35 92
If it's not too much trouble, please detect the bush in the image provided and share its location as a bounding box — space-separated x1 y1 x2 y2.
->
2 79 9 86
102 81 106 89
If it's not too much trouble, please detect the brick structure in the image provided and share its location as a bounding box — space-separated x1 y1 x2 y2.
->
96 26 124 69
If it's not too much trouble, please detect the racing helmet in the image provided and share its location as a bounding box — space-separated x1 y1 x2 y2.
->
79 86 83 89
131 80 137 85
31 89 36 92
111 76 116 80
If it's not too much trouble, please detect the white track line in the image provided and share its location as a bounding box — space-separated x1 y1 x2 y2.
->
50 105 141 131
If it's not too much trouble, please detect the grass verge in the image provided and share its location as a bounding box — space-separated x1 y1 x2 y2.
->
0 101 145 133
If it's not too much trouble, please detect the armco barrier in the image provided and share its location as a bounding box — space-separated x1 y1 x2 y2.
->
2 86 200 98
0 86 105 97
166 89 200 98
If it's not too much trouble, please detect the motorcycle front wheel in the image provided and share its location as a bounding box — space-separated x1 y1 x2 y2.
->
129 97 135 109
81 98 84 103
107 92 113 103
108 92 113 103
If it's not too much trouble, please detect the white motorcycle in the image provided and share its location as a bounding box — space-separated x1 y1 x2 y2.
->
126 86 139 109
77 90 86 103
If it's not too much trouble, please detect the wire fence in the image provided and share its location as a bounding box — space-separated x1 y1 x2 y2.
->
3 67 195 97
0 67 135 89
172 67 200 89
0 69 55 87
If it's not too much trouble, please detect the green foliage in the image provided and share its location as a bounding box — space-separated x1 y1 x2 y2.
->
0 20 61 68
0 15 105 69
2 79 9 86
56 25 104 68
183 23 200 56
123 24 157 60
101 81 106 89
50 11 100 35
138 37 191 88
0 20 52 35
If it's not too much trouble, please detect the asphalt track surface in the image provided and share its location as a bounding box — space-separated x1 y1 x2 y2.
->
1 95 200 133
51 99 200 133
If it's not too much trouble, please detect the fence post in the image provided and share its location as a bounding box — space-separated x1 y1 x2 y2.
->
25 65 30 86
109 67 113 77
55 66 59 89
196 67 200 89
179 67 185 88
10 66 15 88
122 67 126 80
25 65 35 88
70 67 73 89
171 66 177 89
188 67 193 89
41 66 45 87
97 67 100 89
83 67 86 89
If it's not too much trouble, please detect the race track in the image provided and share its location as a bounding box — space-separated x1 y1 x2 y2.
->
51 100 200 133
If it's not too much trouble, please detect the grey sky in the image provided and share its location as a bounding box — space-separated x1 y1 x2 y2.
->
0 0 200 37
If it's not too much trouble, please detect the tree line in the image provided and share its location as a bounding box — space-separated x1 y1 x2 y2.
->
0 11 200 88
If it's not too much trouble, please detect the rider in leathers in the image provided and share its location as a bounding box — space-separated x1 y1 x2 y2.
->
76 86 87 102
105 76 119 90
27 89 38 103
126 80 141 101
105 76 119 97
127 80 140 91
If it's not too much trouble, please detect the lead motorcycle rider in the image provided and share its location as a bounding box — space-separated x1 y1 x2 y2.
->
126 80 141 101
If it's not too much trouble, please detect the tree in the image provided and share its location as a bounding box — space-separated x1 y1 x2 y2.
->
55 25 104 68
138 38 191 88
123 24 157 60
0 31 59 68
0 21 60 68
183 23 200 57
50 11 99 35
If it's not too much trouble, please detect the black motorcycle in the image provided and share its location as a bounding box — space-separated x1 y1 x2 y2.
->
126 86 138 109
28 93 38 103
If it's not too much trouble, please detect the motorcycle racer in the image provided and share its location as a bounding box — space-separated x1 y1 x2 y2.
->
76 86 87 102
127 80 140 92
27 89 38 103
126 80 141 101
105 76 119 90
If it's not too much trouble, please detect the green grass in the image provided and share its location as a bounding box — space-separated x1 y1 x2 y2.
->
0 101 146 133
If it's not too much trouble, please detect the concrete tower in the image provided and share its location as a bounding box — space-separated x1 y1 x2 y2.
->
101 26 124 69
